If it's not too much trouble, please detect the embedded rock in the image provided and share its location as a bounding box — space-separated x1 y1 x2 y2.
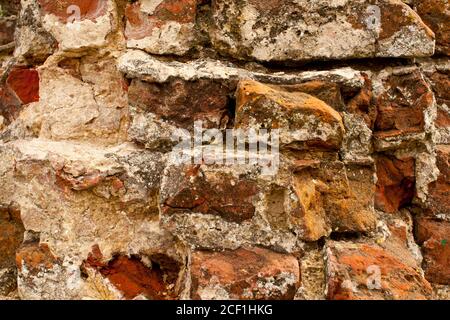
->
160 158 302 252
14 0 57 63
293 162 377 241
161 152 377 246
128 78 233 129
209 0 435 62
235 80 345 150
162 164 260 223
0 0 448 302
37 0 118 52
81 246 185 300
0 139 187 299
118 50 367 88
125 0 197 55
10 55 128 145
0 16 16 46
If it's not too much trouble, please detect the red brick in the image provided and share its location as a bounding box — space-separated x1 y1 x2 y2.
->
6 68 40 104
125 0 197 40
162 165 259 223
414 0 450 55
427 145 450 216
0 85 22 125
415 217 450 284
128 79 232 129
37 0 108 23
82 246 182 300
326 242 432 300
374 70 433 138
0 205 24 269
0 18 16 46
191 247 300 300
375 155 415 213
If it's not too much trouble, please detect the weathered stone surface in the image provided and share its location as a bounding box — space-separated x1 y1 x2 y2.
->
0 17 16 46
0 204 24 296
432 284 450 300
293 162 377 241
414 0 450 55
420 59 450 144
161 152 377 247
37 0 118 52
326 241 432 300
0 139 190 299
16 241 60 277
14 0 56 64
0 148 24 299
294 247 326 300
1 0 449 301
340 112 373 162
375 155 415 213
0 0 21 16
430 70 450 130
209 0 435 62
9 56 128 145
119 50 368 151
0 81 22 127
373 210 424 270
0 204 24 270
37 0 108 23
162 164 260 223
415 217 450 285
373 68 434 141
426 145 450 217
0 67 39 128
128 78 232 129
118 50 366 88
125 0 197 55
81 245 184 300
191 247 300 300
235 80 345 150
5 67 39 104
160 156 303 252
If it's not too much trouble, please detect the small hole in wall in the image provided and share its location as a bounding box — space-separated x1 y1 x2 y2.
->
81 248 182 300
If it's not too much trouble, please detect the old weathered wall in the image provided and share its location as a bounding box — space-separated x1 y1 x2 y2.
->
0 0 448 300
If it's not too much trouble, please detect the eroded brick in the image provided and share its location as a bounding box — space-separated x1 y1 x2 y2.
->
375 155 415 213
235 80 344 150
191 247 300 300
415 217 450 285
162 165 259 223
6 68 40 104
82 247 182 300
293 162 376 241
128 79 232 129
326 242 432 300
374 70 433 139
427 146 450 216
37 0 108 23
125 0 197 55
414 0 450 55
